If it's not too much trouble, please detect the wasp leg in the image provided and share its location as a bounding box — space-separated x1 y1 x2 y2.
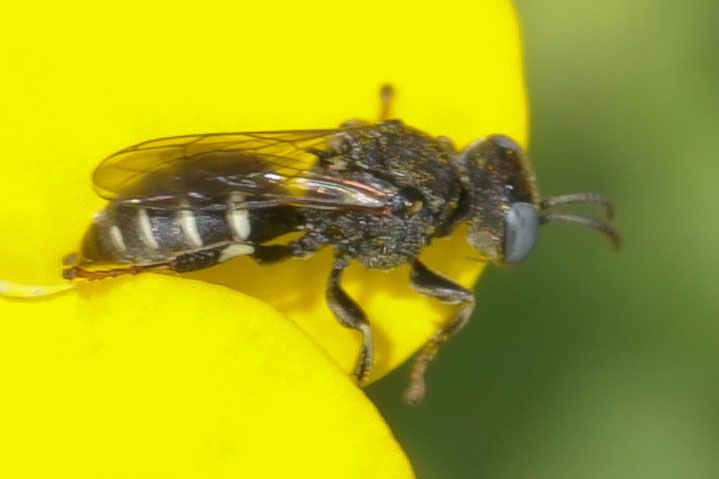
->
62 263 171 281
62 243 255 280
339 119 371 128
253 233 325 264
405 259 475 404
252 244 301 264
379 83 394 121
326 256 374 385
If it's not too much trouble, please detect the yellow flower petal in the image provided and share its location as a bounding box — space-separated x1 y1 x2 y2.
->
0 0 526 476
0 0 526 379
0 274 412 477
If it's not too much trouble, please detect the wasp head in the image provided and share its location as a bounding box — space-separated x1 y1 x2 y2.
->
458 135 620 265
458 135 539 264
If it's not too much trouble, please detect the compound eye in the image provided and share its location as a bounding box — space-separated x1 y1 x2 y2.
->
490 134 523 153
505 202 539 263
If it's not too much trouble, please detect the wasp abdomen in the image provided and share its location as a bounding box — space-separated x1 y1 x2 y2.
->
79 202 252 266
77 199 304 271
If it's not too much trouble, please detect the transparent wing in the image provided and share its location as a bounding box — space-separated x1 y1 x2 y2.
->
92 128 393 211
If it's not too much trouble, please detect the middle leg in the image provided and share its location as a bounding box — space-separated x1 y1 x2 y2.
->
379 84 394 121
326 256 375 385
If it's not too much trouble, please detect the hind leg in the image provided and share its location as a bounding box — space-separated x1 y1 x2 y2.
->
62 262 172 280
63 243 256 280
63 231 326 281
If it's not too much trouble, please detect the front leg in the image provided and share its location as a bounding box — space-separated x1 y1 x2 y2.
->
326 256 375 385
406 259 475 404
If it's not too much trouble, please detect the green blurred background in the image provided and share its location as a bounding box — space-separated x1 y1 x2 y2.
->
367 1 719 477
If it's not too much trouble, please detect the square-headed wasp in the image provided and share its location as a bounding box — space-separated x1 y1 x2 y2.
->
62 86 619 403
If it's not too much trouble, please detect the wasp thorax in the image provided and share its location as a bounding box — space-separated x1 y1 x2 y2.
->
459 134 539 264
